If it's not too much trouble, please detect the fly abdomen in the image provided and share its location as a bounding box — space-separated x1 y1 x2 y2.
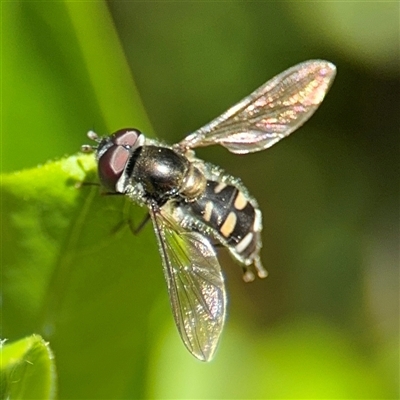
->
189 180 261 261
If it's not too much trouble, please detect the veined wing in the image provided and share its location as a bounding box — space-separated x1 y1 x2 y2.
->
178 60 336 154
149 204 226 362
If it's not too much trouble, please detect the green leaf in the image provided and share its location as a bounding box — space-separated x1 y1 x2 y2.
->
0 335 56 400
1 154 166 398
2 2 162 398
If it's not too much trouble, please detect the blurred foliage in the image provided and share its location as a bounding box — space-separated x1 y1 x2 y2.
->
1 1 399 399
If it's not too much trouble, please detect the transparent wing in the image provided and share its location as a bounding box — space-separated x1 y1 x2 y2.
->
149 204 226 362
178 60 336 154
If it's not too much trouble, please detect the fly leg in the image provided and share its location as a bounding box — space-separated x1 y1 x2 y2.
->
242 266 255 283
128 213 151 235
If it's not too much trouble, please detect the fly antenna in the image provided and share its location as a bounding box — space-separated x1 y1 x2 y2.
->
81 130 101 153
87 130 101 142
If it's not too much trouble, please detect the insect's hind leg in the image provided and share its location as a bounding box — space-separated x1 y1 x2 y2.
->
242 266 255 283
253 256 268 279
241 257 268 282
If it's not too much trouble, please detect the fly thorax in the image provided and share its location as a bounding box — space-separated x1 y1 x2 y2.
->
180 164 207 201
132 145 190 200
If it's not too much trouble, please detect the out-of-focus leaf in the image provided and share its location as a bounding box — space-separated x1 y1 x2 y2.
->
0 335 56 400
108 2 307 144
148 317 393 399
2 1 151 173
288 2 399 75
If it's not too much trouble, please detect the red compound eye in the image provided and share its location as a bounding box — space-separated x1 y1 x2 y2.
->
113 128 141 147
97 128 142 191
98 145 130 192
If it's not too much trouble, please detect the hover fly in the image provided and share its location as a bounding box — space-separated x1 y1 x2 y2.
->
82 60 336 361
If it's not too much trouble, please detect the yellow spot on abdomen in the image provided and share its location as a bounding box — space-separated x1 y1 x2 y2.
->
220 212 237 238
235 232 253 253
214 182 227 193
203 201 213 222
234 191 248 210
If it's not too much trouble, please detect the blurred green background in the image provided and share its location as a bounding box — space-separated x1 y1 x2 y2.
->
2 1 399 399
